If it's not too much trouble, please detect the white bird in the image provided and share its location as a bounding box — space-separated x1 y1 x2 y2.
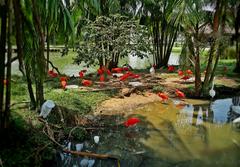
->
233 117 240 123
39 100 55 118
150 66 155 76
94 136 100 144
209 80 216 98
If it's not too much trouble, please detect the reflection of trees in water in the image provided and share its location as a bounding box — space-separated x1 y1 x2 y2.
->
192 104 213 125
227 96 240 122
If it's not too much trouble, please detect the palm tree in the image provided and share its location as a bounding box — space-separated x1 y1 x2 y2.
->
179 0 210 97
202 0 224 95
123 0 184 68
44 0 74 70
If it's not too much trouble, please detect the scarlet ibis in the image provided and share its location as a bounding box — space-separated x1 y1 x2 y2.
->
106 69 111 75
181 75 190 81
97 68 104 75
158 92 169 102
112 68 123 73
168 65 175 72
61 80 67 89
79 71 84 78
124 117 140 127
60 76 67 82
82 80 92 86
48 70 58 78
175 89 185 98
123 67 129 71
178 70 184 76
186 69 193 75
132 74 140 79
100 75 104 82
119 73 130 81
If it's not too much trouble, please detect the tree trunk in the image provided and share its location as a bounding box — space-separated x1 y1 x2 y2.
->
32 0 46 109
13 0 36 109
46 24 50 71
194 25 202 97
12 0 25 75
4 0 13 129
233 4 240 73
0 1 7 129
202 0 221 96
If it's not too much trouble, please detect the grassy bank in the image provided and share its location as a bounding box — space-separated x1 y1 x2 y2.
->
0 74 116 167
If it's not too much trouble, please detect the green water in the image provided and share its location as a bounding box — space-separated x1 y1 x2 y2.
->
58 99 240 167
132 99 240 167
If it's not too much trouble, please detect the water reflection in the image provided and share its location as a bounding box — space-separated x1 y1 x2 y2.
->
177 97 240 126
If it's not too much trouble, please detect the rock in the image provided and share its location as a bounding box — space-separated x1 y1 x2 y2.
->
129 82 143 87
122 88 130 95
121 88 137 97
65 85 79 89
80 158 89 167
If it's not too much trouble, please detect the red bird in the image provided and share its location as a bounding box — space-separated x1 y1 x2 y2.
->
158 92 169 101
168 65 175 72
61 80 67 89
48 70 58 78
82 80 92 86
178 70 184 76
79 71 84 78
106 69 111 75
100 75 105 82
181 75 190 81
112 68 123 73
97 68 104 75
60 76 67 82
131 74 140 79
119 73 130 81
186 69 193 75
123 67 129 71
124 117 140 127
175 89 185 98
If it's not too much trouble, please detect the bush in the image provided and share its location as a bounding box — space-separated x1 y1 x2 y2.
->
222 47 236 59
152 85 165 93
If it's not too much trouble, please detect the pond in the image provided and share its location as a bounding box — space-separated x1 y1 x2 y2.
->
11 52 180 76
57 97 240 167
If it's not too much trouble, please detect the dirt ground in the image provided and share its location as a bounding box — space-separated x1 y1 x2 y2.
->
94 72 240 115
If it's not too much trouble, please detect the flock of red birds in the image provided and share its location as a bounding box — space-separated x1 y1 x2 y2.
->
47 66 142 90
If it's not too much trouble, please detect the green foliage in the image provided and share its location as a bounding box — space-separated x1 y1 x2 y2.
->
152 85 165 93
64 127 88 141
74 14 151 67
222 46 236 59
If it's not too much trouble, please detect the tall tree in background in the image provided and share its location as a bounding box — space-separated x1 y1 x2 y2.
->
202 0 223 95
4 0 13 129
125 0 184 68
179 0 210 97
0 0 7 129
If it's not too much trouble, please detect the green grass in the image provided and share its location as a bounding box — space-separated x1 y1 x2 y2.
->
172 47 182 53
49 51 76 70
